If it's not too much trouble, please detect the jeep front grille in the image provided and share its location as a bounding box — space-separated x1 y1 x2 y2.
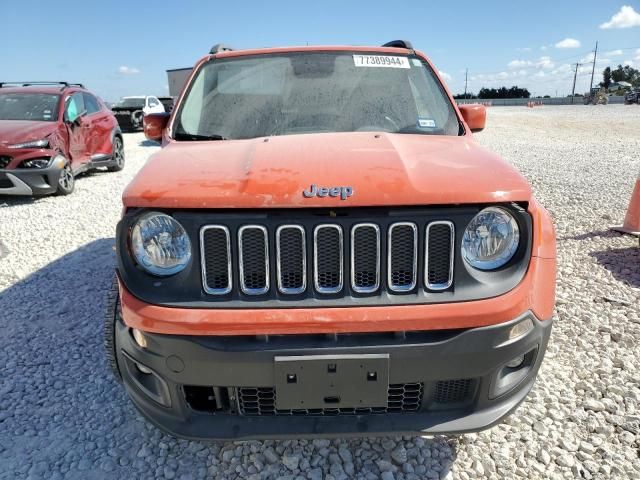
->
200 219 455 298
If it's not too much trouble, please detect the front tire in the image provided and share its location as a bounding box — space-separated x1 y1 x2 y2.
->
56 163 75 195
104 275 122 382
107 136 125 172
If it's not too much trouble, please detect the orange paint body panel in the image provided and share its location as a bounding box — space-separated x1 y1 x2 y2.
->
122 133 531 209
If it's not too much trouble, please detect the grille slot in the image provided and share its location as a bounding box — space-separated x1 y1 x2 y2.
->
276 225 306 294
351 223 380 293
434 379 473 404
425 221 455 290
388 223 418 292
200 226 232 294
238 383 423 416
0 156 11 169
238 225 269 295
314 225 343 294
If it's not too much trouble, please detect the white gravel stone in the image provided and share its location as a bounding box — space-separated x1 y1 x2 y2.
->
1 107 639 479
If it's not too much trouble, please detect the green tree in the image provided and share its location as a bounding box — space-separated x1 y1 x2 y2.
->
610 64 640 86
601 67 611 89
477 86 530 99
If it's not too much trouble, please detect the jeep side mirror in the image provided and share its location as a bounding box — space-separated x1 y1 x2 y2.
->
458 104 486 133
144 112 171 142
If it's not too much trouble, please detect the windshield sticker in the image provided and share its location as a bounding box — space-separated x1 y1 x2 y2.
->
417 117 436 129
411 59 422 67
353 55 410 69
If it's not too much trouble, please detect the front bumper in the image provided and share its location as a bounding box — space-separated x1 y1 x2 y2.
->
115 312 552 440
0 150 64 195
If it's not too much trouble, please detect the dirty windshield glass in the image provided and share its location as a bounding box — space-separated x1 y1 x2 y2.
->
0 93 60 121
175 52 460 140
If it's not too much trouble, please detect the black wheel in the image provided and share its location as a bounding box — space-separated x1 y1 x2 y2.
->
56 163 75 195
107 136 125 172
104 275 122 382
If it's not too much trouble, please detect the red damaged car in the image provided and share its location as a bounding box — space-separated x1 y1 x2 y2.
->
0 82 124 196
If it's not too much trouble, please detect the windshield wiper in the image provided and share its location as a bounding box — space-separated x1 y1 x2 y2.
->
174 132 228 141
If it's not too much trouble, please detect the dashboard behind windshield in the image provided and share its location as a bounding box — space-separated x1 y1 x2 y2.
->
0 93 60 121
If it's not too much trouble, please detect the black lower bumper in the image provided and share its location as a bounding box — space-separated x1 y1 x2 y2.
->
0 164 63 195
115 313 552 440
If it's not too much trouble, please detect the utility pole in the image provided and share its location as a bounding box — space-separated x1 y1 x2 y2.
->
464 68 468 99
571 62 580 104
589 41 598 92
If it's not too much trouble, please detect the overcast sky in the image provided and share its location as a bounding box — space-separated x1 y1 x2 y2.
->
2 1 639 101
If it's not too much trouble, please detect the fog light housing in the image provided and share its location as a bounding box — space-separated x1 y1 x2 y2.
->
132 328 148 348
506 355 525 368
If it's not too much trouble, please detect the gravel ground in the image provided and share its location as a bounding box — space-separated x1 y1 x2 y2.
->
0 106 639 479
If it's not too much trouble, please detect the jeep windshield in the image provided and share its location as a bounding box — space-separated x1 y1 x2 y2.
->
174 51 461 140
0 93 60 122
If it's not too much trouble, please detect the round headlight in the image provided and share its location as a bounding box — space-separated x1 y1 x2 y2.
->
461 207 520 270
131 212 192 276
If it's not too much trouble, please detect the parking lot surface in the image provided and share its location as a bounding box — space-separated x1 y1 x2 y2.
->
0 106 639 479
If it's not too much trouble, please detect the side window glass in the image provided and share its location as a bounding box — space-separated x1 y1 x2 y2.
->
149 97 159 107
65 93 85 122
83 93 100 114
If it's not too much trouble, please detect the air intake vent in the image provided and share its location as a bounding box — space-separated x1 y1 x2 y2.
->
425 221 454 290
434 379 473 404
0 156 11 169
388 222 417 292
238 383 423 416
351 223 380 293
200 226 232 294
276 225 306 294
314 225 343 293
238 225 269 295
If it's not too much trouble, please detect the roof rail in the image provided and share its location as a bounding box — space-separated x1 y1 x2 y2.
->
0 81 85 90
381 40 414 50
209 43 234 54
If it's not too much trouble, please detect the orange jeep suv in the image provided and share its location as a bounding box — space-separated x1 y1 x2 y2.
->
106 41 556 440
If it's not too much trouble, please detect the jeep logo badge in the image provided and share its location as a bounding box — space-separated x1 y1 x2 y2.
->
303 184 353 200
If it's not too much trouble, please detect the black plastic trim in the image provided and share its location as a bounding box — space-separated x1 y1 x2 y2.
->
116 204 532 309
115 312 552 440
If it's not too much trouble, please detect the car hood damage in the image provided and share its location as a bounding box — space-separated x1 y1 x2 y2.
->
0 120 58 146
123 132 532 208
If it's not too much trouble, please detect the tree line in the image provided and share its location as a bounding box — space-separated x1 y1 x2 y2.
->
453 86 531 99
600 65 639 89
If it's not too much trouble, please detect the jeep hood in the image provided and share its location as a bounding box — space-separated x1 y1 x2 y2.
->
123 132 532 209
0 120 58 146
